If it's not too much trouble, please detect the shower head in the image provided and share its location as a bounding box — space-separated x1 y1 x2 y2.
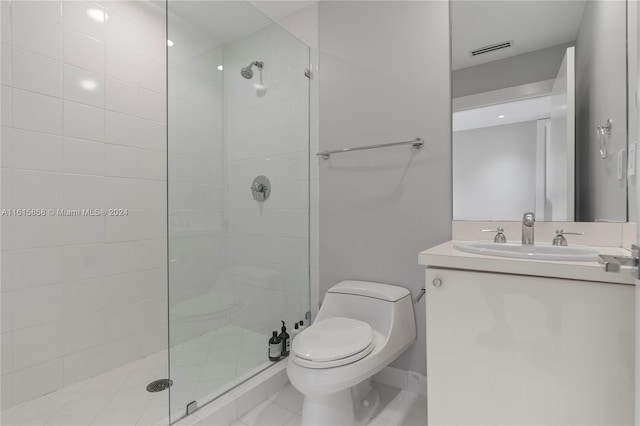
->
240 61 264 79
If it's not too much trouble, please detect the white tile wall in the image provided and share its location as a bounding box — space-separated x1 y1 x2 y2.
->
1 0 168 408
221 21 312 337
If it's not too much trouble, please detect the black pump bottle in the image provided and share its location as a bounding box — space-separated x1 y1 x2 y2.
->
279 320 290 356
268 331 281 361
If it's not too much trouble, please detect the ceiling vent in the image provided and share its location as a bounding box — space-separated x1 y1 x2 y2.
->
469 40 513 57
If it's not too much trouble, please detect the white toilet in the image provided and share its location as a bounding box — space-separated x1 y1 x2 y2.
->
286 280 416 426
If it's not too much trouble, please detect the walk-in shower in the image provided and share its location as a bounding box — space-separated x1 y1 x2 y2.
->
0 1 311 425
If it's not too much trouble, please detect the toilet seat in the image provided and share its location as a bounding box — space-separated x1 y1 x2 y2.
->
291 317 375 369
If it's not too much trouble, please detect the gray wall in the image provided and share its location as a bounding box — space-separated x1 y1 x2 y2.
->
575 0 627 222
318 1 451 375
453 43 573 98
453 121 537 220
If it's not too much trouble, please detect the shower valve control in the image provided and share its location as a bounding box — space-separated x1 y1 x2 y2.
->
251 175 271 202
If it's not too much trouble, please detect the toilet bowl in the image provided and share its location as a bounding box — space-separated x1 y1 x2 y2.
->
286 280 416 426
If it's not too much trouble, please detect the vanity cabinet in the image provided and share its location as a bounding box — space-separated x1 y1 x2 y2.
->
425 267 634 425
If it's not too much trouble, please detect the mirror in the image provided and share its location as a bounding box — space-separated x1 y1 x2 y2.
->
451 0 629 222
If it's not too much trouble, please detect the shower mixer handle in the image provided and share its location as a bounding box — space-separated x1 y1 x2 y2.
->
250 175 271 201
252 183 266 192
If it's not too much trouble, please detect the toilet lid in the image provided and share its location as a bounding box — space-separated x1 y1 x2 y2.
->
292 317 374 362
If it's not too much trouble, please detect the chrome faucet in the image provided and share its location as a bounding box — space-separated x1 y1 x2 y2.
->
522 212 535 245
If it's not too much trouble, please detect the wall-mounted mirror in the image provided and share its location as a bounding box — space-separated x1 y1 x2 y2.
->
451 0 629 222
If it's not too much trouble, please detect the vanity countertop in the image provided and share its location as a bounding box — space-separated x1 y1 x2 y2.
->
419 241 635 285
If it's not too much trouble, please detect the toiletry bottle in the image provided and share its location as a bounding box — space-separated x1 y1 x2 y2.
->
291 322 300 341
268 331 282 361
298 320 306 332
279 321 290 356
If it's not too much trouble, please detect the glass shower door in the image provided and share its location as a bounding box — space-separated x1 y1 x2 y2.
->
167 1 310 422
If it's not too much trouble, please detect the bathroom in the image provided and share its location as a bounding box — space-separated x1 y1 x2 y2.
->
0 0 637 425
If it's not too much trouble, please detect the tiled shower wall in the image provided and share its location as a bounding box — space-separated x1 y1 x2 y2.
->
222 22 311 336
0 1 168 408
167 10 225 345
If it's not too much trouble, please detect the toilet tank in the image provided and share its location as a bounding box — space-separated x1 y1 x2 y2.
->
316 280 413 336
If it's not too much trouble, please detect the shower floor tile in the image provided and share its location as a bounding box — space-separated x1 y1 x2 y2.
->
1 325 269 426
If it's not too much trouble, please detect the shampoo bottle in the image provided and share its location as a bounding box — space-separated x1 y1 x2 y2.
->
279 321 290 356
268 331 282 361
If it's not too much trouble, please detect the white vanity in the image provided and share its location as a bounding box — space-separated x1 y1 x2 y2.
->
419 240 634 425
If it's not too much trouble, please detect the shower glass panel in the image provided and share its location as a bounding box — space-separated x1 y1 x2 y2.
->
167 2 311 421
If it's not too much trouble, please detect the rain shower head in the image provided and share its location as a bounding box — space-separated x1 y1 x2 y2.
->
240 61 264 79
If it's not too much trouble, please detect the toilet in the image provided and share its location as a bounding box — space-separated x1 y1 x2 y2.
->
286 280 416 426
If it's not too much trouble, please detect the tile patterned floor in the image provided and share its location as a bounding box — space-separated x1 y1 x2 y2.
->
1 325 269 426
1 321 425 426
232 382 427 426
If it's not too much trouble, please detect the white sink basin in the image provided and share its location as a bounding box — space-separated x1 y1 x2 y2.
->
453 241 599 261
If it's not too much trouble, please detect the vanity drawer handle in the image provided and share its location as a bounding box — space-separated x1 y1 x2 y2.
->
433 278 442 288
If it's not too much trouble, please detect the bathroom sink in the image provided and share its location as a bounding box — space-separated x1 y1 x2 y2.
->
453 241 599 261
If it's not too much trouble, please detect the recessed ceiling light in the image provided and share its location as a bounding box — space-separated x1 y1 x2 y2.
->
167 40 174 47
217 65 224 71
86 8 108 23
498 115 505 119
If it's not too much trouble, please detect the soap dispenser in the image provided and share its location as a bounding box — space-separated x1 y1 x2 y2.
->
279 321 290 356
268 331 282 361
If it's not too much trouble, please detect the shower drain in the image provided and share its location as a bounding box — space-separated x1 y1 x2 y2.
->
146 379 173 393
